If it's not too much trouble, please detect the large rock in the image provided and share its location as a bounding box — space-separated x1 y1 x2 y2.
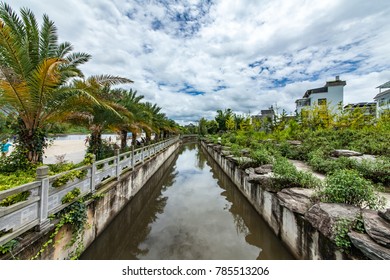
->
331 149 363 157
254 164 273 174
212 144 222 152
227 156 252 164
362 210 390 248
349 154 377 163
349 231 390 260
379 208 390 223
247 172 276 192
286 140 302 146
277 188 315 215
221 150 232 156
305 203 361 240
240 149 251 156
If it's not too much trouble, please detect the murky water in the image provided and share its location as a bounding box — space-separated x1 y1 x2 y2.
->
81 144 294 260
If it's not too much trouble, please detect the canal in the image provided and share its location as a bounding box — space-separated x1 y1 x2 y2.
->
81 143 294 260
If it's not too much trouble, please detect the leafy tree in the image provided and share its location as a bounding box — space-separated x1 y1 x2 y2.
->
215 108 233 132
225 115 235 131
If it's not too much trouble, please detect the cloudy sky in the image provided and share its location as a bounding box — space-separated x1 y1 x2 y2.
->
11 0 390 124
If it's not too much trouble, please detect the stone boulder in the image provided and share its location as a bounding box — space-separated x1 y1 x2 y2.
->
277 188 315 215
286 140 302 146
349 231 390 260
245 166 276 190
254 164 273 174
305 203 361 240
349 154 377 163
362 210 390 248
221 149 232 156
240 149 251 156
379 208 390 223
212 144 222 152
331 149 363 157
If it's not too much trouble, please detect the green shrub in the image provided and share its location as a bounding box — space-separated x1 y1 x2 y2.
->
0 170 36 191
308 150 356 174
333 215 365 251
250 148 273 166
61 188 81 204
353 157 390 186
0 191 30 207
0 146 36 173
273 157 321 189
52 169 87 188
318 169 385 209
0 239 18 255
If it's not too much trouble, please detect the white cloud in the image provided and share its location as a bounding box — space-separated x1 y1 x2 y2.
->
10 0 390 123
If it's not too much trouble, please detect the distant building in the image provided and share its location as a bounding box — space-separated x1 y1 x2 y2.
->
252 106 275 122
251 106 275 131
295 76 346 114
343 102 376 117
373 81 390 118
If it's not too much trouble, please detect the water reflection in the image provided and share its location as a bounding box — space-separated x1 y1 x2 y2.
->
81 144 293 260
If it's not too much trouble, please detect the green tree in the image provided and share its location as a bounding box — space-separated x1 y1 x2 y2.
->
115 88 149 149
0 3 91 163
215 108 233 132
69 75 132 159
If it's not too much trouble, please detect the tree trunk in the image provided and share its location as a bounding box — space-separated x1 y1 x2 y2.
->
17 120 48 164
131 131 137 146
88 125 103 159
144 130 151 144
120 130 127 150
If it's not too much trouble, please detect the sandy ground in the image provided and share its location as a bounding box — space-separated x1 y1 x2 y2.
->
43 140 87 164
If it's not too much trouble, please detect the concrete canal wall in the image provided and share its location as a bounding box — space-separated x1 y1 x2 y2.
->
1 139 180 260
201 141 368 260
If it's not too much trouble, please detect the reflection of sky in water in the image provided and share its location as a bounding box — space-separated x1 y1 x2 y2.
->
138 147 261 259
81 144 293 260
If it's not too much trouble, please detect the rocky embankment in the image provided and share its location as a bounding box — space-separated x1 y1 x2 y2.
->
206 142 390 260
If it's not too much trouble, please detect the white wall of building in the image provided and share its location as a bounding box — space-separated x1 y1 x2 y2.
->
310 85 343 112
376 91 390 117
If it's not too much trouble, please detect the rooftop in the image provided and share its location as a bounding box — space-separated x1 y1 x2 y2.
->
302 76 346 98
374 88 390 100
344 102 376 108
376 81 390 89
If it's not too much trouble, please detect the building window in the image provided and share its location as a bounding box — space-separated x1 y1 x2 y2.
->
378 98 388 107
318 98 327 106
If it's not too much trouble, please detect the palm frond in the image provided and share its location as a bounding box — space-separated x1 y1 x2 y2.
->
39 14 58 60
0 20 28 78
20 7 39 68
0 3 25 40
65 52 91 67
56 42 73 57
87 74 133 87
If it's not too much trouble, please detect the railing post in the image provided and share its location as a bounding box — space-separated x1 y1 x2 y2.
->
90 154 96 193
115 149 120 181
141 145 144 163
36 166 50 231
131 145 135 169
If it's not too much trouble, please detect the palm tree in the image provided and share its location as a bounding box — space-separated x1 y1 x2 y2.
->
0 3 91 163
115 89 151 149
140 102 165 143
67 75 133 159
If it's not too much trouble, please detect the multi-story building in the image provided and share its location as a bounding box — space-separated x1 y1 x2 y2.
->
343 102 376 117
295 76 346 114
373 81 390 118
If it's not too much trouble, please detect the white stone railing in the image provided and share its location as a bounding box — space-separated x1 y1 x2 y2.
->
0 136 179 247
